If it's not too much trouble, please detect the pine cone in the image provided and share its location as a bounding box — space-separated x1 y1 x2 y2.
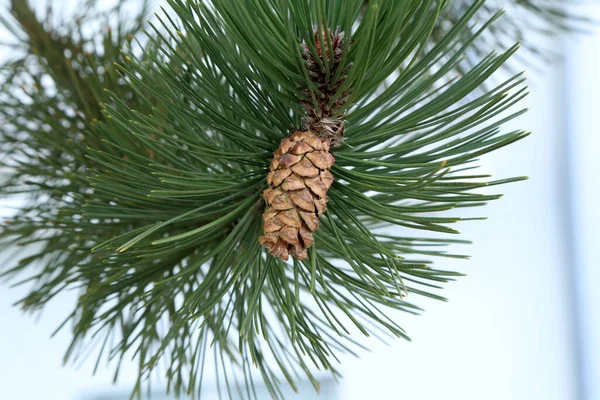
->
259 131 334 261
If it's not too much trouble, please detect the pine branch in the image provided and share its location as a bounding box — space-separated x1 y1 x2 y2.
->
0 1 537 399
0 0 152 294
434 0 593 71
10 0 102 120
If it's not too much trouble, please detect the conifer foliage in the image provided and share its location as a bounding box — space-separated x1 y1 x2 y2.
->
434 0 589 69
0 0 560 398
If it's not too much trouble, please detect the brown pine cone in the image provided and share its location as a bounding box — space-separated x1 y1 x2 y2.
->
259 131 334 261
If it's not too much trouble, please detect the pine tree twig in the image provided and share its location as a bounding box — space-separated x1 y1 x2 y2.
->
11 0 103 120
0 0 548 399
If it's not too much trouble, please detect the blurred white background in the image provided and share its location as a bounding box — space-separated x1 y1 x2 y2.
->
0 1 598 399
